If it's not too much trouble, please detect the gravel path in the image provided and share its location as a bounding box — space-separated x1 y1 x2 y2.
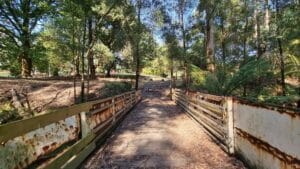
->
82 82 246 169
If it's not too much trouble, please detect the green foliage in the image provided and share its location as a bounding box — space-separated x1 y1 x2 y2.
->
190 65 207 89
242 95 300 108
0 0 55 76
190 57 275 96
142 53 169 77
94 43 115 72
0 103 21 125
100 82 133 98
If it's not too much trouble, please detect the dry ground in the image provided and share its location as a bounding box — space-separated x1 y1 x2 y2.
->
0 78 133 112
82 81 246 169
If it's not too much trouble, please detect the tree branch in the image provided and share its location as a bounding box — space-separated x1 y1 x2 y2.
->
0 7 22 34
84 0 119 59
0 25 20 47
34 90 62 113
3 1 23 31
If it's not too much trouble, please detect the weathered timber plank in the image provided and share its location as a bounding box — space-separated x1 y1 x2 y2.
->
61 140 96 169
176 99 226 136
174 94 223 120
175 93 223 115
41 132 96 169
0 103 92 143
87 103 113 116
177 100 227 144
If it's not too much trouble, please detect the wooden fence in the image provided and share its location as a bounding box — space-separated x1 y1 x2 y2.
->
173 88 234 154
0 90 141 169
173 88 300 169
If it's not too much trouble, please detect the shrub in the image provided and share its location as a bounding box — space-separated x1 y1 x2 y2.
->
0 102 21 124
190 57 275 96
100 82 133 98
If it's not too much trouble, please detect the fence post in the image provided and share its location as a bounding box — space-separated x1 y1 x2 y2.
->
80 112 91 138
226 97 235 154
112 97 116 123
131 92 134 106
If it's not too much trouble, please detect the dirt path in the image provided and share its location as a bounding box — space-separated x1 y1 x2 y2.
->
82 81 246 169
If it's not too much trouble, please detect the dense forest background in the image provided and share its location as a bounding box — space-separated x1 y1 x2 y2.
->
0 0 299 112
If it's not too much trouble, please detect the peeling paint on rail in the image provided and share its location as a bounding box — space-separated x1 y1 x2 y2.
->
0 115 80 169
0 90 141 169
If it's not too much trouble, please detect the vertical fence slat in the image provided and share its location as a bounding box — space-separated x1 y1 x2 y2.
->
225 97 234 154
112 97 116 123
80 112 91 138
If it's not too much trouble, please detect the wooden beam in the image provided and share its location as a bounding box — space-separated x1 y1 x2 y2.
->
0 103 92 143
42 132 96 169
61 140 96 169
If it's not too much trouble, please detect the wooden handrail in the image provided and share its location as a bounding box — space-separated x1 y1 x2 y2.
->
0 90 141 169
0 90 136 143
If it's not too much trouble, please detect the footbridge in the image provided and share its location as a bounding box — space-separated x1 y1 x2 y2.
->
0 81 299 169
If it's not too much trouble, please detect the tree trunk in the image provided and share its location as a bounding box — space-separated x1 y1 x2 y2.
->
80 19 87 103
255 0 262 59
106 68 111 77
179 1 188 89
170 58 174 100
206 13 215 72
135 54 140 90
135 0 141 91
278 39 285 96
275 0 285 96
105 61 115 77
72 9 77 104
21 54 32 77
52 68 59 76
243 0 249 97
74 55 80 76
264 0 270 31
20 0 32 78
221 17 226 66
87 18 96 79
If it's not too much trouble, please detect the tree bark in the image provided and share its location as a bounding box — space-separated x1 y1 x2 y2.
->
206 10 215 72
72 9 77 104
255 0 262 59
75 55 80 76
105 61 115 77
264 0 270 31
278 39 285 96
21 53 32 77
80 19 87 103
88 18 96 79
179 1 188 89
275 0 286 96
21 0 32 77
243 0 249 97
135 0 142 90
221 17 226 66
170 58 174 100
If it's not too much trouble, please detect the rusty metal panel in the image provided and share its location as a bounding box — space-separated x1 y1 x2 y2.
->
0 115 80 169
234 101 300 169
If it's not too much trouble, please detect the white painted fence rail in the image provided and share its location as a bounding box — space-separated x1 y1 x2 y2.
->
173 88 300 169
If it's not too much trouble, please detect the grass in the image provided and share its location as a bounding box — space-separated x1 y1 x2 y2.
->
0 70 10 77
